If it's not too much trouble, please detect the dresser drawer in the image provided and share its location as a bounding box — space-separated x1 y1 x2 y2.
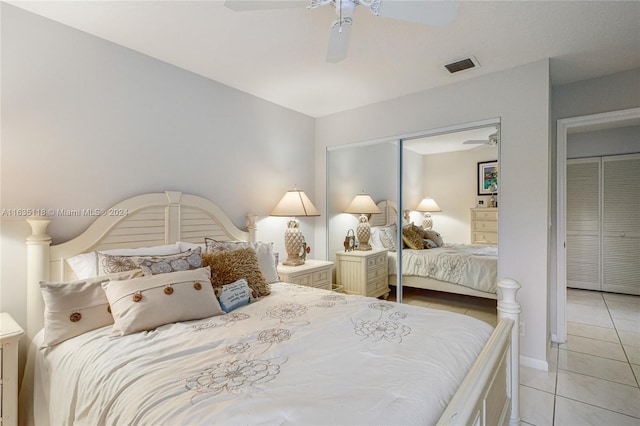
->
473 232 498 244
473 210 498 221
473 221 497 232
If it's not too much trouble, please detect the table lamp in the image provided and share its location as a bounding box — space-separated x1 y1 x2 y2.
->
271 188 320 266
344 193 381 250
415 197 442 230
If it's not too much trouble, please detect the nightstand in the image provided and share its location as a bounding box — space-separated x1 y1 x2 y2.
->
1 313 24 426
277 259 334 290
336 249 389 298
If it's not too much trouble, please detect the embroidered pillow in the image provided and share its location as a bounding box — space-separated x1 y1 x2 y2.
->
102 267 223 336
66 243 181 279
379 223 398 252
201 248 271 297
204 238 279 283
39 269 143 347
215 278 254 312
136 247 203 276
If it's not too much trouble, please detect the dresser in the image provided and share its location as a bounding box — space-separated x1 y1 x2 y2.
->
1 313 24 426
335 249 389 298
470 208 498 245
277 259 333 290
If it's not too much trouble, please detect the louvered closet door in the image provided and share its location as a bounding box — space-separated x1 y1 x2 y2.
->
602 153 640 295
566 158 601 291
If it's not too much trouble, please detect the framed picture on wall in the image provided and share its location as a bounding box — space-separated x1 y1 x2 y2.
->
478 160 498 195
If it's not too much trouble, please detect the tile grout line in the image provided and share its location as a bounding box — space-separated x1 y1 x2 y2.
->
602 293 640 389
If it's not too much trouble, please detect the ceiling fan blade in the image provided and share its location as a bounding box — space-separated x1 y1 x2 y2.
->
224 0 308 12
374 0 459 27
463 139 488 145
326 19 352 63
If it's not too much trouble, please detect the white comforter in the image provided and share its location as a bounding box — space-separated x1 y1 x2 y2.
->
389 243 498 293
34 282 493 426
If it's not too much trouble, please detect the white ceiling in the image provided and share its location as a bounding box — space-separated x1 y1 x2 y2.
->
8 0 640 118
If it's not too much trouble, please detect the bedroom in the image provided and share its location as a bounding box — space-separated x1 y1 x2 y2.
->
1 1 639 424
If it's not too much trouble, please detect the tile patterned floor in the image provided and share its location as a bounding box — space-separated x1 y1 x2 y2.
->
389 287 640 425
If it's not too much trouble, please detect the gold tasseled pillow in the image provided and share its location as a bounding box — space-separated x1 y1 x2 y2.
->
201 247 271 297
402 224 424 250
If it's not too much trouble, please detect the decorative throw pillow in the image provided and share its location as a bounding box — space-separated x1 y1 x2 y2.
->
39 269 143 347
136 247 202 276
204 238 279 283
379 223 398 252
369 226 385 249
66 243 181 279
201 247 271 297
402 224 424 250
215 278 254 313
423 239 438 249
101 267 223 336
423 229 444 247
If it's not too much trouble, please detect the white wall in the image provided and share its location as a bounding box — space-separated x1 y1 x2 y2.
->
567 125 640 158
316 60 551 367
0 4 315 351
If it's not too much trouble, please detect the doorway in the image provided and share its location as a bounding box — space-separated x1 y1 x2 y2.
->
555 106 640 343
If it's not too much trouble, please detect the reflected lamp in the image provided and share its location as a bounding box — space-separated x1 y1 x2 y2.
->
415 197 442 230
344 193 381 251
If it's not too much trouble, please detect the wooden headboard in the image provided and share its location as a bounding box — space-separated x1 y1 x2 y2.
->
25 191 256 339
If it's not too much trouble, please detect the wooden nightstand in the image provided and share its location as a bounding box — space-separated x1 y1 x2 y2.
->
1 313 24 426
277 259 334 290
336 249 389 298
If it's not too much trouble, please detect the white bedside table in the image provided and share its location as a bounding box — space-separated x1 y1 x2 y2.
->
277 259 333 290
336 249 389 298
1 313 24 426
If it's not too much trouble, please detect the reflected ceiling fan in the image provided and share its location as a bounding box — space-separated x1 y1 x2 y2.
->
463 132 499 146
224 0 459 62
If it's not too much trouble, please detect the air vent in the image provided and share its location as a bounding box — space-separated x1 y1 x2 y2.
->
444 56 480 74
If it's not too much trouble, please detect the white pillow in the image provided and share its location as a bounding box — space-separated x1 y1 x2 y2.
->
369 226 385 249
39 269 143 347
66 243 181 279
102 267 223 336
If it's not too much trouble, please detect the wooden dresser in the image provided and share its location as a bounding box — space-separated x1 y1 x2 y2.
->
470 208 498 245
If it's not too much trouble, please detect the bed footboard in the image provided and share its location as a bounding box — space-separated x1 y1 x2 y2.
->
438 278 521 426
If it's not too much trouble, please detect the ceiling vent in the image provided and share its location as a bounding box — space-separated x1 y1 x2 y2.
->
444 56 480 74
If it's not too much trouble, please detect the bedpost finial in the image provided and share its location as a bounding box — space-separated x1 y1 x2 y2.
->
26 216 52 244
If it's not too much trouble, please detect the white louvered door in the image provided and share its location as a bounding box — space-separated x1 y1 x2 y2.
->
566 158 601 291
602 154 640 295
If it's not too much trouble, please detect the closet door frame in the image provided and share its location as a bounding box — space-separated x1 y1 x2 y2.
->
556 107 640 343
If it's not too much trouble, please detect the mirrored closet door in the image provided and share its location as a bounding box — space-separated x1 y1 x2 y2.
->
327 120 500 302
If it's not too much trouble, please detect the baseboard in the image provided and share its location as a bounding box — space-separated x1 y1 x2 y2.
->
520 355 549 371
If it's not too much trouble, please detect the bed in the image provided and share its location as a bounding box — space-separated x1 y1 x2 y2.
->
19 191 520 426
369 200 498 299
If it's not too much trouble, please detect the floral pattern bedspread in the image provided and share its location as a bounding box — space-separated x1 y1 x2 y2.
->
36 282 493 426
388 243 498 293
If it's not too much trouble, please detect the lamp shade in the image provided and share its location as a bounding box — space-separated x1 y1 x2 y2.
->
415 197 442 212
344 193 381 214
271 189 320 217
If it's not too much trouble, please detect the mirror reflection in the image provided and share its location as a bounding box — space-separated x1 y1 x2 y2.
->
327 122 500 303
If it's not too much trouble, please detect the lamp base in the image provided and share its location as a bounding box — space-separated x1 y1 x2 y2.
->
422 213 433 230
283 255 305 266
355 215 372 251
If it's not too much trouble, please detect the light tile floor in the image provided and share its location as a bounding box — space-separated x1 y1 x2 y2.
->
389 287 640 425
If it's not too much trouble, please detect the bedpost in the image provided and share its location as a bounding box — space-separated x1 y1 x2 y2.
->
26 217 52 340
497 278 521 426
246 214 257 242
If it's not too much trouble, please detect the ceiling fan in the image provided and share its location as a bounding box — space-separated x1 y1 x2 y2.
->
463 132 499 146
224 0 459 62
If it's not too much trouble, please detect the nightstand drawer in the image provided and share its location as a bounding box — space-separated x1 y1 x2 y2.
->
312 269 330 285
369 265 386 280
367 254 387 269
277 260 334 291
292 275 311 286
